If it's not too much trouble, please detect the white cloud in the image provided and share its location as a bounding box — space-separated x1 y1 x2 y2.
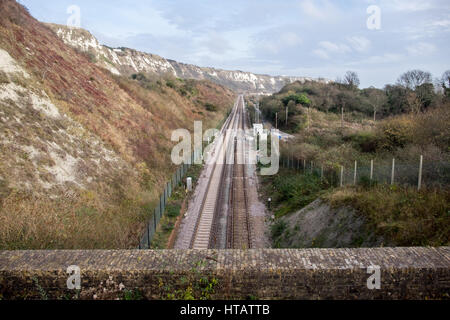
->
365 53 404 64
347 36 371 52
313 38 364 60
386 0 435 12
280 32 303 47
298 0 340 20
318 41 351 54
431 19 450 27
253 31 302 55
343 53 404 66
312 49 330 60
406 42 436 56
199 31 233 55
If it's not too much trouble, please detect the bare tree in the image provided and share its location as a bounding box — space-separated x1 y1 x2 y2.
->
366 87 387 121
441 70 450 89
406 91 422 114
397 69 432 90
343 71 360 88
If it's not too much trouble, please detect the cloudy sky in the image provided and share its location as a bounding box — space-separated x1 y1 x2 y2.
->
19 0 450 88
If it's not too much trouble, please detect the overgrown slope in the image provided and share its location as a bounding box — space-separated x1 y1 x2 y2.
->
0 0 234 249
257 79 449 248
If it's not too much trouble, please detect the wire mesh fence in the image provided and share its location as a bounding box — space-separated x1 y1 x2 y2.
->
138 148 202 249
279 154 450 190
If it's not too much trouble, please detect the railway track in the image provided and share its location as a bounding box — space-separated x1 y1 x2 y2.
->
228 99 251 249
190 95 251 249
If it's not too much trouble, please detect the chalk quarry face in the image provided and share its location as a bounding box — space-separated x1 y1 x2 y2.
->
0 49 130 194
46 23 331 94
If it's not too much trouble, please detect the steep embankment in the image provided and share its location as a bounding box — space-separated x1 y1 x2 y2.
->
0 0 234 249
272 199 383 248
45 23 330 94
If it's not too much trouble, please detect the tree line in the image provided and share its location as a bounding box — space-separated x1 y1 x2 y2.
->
259 69 450 132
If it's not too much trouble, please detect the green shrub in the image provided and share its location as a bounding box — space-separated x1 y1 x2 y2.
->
358 176 377 188
271 220 287 239
346 131 379 153
204 103 217 112
267 171 329 217
282 93 311 107
85 52 97 63
378 117 414 150
166 203 181 218
166 80 175 89
123 289 143 300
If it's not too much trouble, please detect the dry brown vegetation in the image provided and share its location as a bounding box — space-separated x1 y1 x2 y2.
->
256 77 449 248
0 0 235 249
325 185 450 246
277 102 449 170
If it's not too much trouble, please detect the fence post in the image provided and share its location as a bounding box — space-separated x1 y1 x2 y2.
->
370 159 373 182
147 223 151 249
163 187 166 206
418 155 423 190
391 158 395 185
353 161 357 185
321 165 323 181
303 159 306 172
340 166 344 187
164 184 169 204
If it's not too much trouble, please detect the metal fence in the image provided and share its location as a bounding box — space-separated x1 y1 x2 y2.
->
279 155 450 190
138 149 202 249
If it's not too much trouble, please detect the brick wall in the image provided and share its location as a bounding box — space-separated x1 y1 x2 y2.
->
0 248 449 300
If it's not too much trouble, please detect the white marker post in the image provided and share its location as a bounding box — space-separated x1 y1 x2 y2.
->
340 166 344 187
354 161 357 185
391 158 395 185
286 106 288 126
186 177 192 192
370 159 374 182
275 112 278 129
418 155 423 190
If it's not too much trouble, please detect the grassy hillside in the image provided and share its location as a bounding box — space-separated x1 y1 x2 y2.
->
257 78 449 175
326 185 449 246
257 78 449 248
0 0 235 249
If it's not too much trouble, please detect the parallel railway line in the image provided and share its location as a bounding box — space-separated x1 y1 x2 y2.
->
190 95 251 249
